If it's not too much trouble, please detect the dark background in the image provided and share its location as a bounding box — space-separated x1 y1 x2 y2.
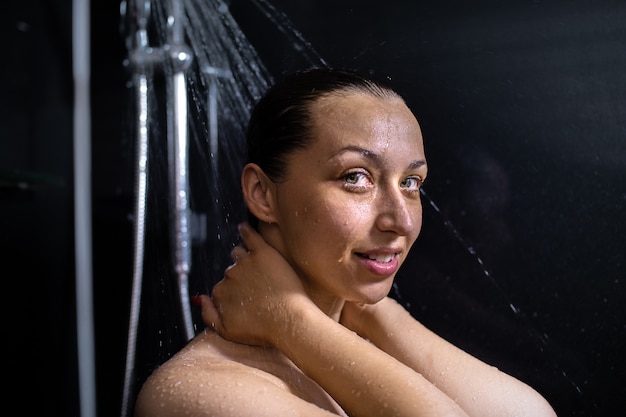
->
2 0 624 416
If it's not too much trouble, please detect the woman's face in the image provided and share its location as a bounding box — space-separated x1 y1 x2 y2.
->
270 91 427 308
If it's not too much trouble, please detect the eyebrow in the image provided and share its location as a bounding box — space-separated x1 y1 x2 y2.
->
332 145 427 170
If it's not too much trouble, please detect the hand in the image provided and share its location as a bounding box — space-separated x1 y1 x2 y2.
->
201 223 313 347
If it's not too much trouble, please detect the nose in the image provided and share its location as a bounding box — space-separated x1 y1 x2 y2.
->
375 186 420 236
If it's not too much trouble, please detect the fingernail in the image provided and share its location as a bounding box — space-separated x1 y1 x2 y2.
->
191 295 202 307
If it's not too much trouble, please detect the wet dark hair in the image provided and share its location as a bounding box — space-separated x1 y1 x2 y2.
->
245 67 403 228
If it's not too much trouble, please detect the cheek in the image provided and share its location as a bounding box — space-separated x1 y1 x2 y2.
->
289 198 368 246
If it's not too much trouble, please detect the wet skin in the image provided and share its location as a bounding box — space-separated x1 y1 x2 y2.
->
136 91 558 417
260 92 427 318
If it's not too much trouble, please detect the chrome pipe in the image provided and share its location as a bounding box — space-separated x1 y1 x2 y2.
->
168 68 194 340
121 72 149 417
121 1 157 417
121 1 196 415
73 0 95 416
201 65 232 170
164 0 195 341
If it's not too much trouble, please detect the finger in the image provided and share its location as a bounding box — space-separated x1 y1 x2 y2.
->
199 294 219 331
238 222 265 251
230 245 248 262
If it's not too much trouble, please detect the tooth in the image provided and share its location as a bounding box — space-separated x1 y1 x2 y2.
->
369 254 393 263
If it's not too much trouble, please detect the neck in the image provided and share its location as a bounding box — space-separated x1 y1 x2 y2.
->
302 284 345 321
258 221 345 322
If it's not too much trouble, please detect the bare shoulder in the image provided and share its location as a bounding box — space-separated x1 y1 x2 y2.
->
134 330 346 417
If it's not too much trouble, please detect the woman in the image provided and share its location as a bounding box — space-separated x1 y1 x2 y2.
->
135 68 557 417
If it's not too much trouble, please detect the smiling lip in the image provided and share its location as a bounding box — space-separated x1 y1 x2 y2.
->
356 250 401 276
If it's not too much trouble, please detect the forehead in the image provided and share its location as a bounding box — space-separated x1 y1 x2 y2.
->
309 92 424 156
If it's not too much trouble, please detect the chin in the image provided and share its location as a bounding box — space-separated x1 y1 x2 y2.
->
353 281 394 305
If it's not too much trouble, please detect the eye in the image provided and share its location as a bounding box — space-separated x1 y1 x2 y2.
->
400 176 424 192
342 170 372 190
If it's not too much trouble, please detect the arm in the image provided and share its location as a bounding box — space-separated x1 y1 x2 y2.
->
202 223 469 417
340 297 558 417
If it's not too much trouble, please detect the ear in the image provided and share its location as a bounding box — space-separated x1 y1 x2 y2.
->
241 163 279 224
